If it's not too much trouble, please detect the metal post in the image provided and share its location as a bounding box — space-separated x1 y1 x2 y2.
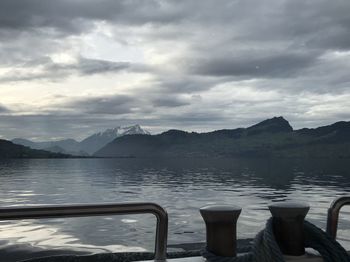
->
326 196 350 240
200 205 241 257
0 202 168 261
269 202 309 256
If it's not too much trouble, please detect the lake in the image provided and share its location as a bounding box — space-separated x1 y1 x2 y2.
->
0 158 350 259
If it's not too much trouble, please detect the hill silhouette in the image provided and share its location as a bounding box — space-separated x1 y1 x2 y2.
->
95 117 350 158
0 139 70 158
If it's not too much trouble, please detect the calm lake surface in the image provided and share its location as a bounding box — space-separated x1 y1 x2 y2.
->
0 158 350 256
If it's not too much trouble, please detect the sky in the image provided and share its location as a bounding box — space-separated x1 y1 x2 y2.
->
0 0 350 141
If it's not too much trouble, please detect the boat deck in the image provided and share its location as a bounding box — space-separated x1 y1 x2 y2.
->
1 199 350 262
140 255 326 262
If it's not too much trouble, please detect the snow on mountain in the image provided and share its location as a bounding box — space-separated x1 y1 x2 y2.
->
96 125 150 137
12 125 150 156
79 125 150 155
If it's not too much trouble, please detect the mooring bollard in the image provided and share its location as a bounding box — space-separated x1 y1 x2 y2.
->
200 205 241 257
269 202 310 256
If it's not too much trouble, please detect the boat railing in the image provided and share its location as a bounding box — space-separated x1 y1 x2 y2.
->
327 196 350 240
0 202 168 261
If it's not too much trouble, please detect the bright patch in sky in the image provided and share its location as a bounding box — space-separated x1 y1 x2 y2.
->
0 0 349 140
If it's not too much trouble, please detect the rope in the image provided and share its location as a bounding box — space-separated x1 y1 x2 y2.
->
201 218 350 262
304 221 349 262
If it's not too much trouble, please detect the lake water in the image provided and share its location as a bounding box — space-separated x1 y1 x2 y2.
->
0 158 350 259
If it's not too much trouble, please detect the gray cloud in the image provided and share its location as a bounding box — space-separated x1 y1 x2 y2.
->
152 96 191 108
0 57 138 83
150 76 222 95
0 0 185 34
1 0 350 50
0 0 350 139
76 58 130 75
1 0 350 84
190 51 318 78
1 0 347 53
64 95 138 115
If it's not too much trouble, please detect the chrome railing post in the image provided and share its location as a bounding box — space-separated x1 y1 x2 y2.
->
269 202 309 256
151 204 168 261
200 205 241 257
327 196 350 240
0 202 168 261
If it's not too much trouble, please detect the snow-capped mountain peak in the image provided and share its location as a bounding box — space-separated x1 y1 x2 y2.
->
96 125 150 137
79 125 150 154
13 125 150 156
121 124 150 135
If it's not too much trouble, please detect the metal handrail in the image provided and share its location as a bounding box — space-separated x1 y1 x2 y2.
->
0 202 168 261
326 196 350 240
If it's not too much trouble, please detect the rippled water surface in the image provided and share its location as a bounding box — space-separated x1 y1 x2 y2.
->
0 158 350 257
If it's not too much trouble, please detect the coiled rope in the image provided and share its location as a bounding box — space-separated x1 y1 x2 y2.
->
201 218 350 262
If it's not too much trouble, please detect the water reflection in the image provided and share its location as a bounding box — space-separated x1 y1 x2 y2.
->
0 158 350 254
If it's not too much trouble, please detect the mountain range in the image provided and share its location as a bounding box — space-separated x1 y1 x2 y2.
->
2 117 350 159
12 125 150 156
94 117 350 158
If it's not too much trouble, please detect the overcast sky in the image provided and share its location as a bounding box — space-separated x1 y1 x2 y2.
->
0 0 350 141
